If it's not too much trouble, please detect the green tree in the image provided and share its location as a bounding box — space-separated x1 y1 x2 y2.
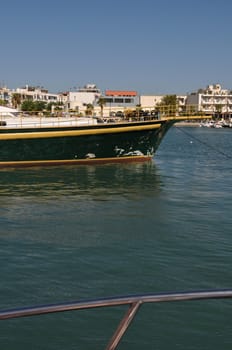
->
21 100 35 111
156 94 177 116
97 97 106 117
46 102 64 111
215 104 222 119
160 94 177 106
134 104 141 118
11 93 22 109
85 103 94 116
33 101 47 111
0 99 7 106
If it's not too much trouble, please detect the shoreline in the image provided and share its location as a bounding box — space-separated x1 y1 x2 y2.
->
174 121 200 127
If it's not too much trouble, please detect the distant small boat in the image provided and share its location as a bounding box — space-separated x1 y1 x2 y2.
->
0 113 211 168
200 120 224 128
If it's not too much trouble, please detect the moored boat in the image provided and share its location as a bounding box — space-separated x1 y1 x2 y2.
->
0 112 211 168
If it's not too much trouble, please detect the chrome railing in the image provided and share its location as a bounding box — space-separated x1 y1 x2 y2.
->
1 289 232 350
0 105 212 121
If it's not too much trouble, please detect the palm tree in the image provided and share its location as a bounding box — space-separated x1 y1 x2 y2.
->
215 104 222 119
136 104 142 118
11 93 22 109
97 96 106 117
85 103 94 116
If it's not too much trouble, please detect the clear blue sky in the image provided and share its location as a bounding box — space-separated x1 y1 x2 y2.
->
1 0 231 94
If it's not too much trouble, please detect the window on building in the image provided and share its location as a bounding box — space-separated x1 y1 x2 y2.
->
125 98 133 103
114 98 124 103
105 98 113 103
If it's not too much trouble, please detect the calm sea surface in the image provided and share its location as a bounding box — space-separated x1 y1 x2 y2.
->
0 126 232 350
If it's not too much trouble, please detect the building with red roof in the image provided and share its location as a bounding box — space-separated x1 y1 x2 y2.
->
103 90 139 110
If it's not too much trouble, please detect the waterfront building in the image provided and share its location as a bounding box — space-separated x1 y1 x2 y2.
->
0 86 11 105
104 90 139 107
14 85 59 104
140 95 164 110
58 91 69 106
1 85 64 110
11 85 59 104
100 90 139 116
186 84 232 117
11 85 59 103
65 84 101 114
140 95 187 112
64 87 140 116
177 95 187 109
4 82 232 119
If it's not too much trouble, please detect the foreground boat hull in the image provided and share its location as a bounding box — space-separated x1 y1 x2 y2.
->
0 119 174 167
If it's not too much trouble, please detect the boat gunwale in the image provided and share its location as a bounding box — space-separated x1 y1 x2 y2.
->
1 289 231 350
1 289 231 320
0 115 210 133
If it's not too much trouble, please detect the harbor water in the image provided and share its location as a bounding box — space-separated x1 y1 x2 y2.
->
0 126 232 350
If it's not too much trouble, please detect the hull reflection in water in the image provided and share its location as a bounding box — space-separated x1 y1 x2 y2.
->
0 162 162 199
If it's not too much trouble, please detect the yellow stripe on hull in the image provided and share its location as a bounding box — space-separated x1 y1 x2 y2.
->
0 123 162 140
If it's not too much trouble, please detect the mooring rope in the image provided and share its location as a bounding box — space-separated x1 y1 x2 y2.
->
175 126 232 160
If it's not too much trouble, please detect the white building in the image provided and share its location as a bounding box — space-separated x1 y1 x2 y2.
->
140 95 163 109
140 95 187 110
0 86 11 105
186 84 232 116
65 84 101 113
102 90 140 116
14 85 59 103
65 85 140 116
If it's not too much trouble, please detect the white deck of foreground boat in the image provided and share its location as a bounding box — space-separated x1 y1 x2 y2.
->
0 116 98 128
